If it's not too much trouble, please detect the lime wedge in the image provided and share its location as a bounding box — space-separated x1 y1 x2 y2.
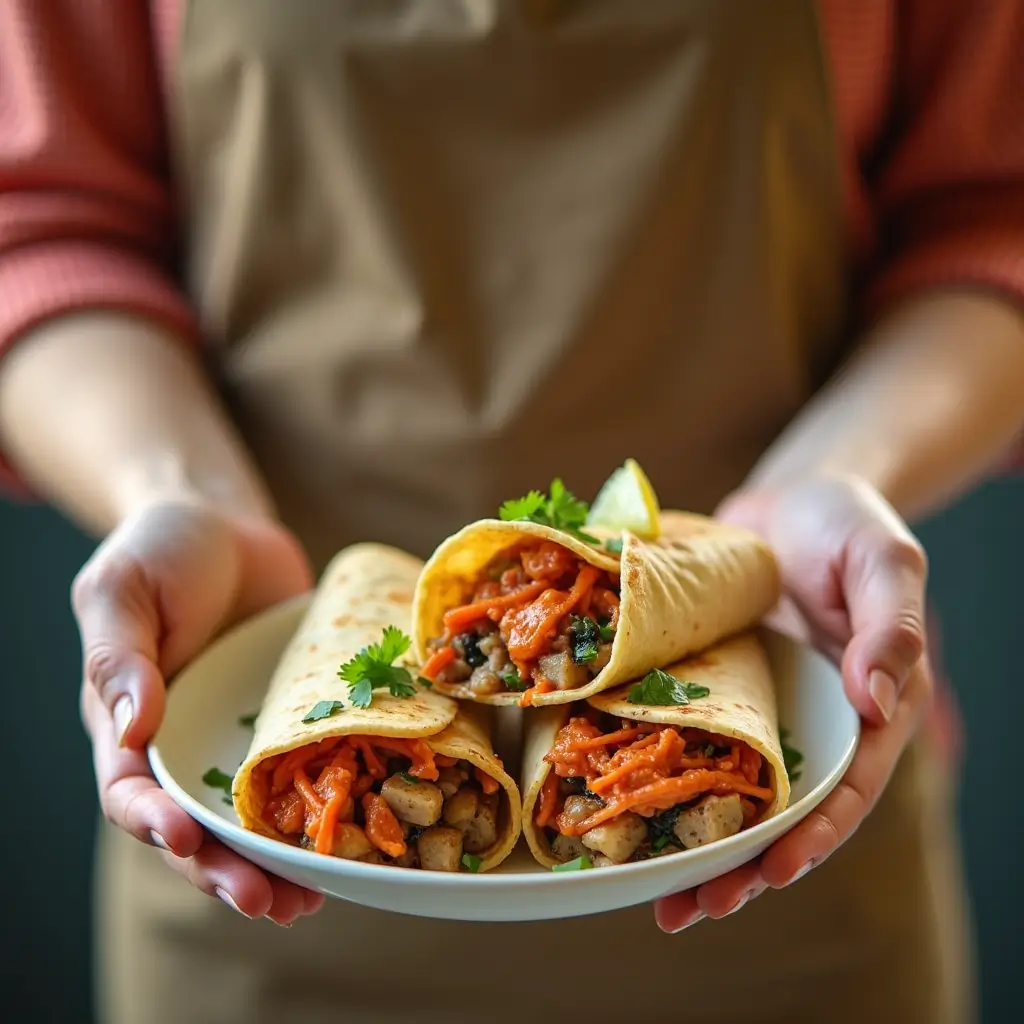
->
586 459 662 541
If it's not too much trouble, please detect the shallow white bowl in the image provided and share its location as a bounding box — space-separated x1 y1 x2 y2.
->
149 596 858 922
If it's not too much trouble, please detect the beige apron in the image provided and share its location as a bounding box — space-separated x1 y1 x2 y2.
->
97 2 971 1020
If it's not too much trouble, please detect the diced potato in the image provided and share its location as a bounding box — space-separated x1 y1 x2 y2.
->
673 794 744 849
380 774 443 827
332 824 375 861
443 786 480 829
463 798 498 854
560 794 603 829
437 765 469 800
550 833 586 863
417 826 464 872
581 812 646 864
537 652 589 690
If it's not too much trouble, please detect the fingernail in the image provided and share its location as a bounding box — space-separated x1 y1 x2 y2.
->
215 887 253 918
869 670 897 722
668 912 706 934
113 695 134 746
785 860 816 887
149 830 170 852
725 890 754 916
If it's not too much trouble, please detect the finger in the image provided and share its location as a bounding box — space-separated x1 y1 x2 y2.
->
760 663 932 887
841 524 928 725
82 683 204 857
653 889 702 934
694 860 765 918
161 839 320 925
72 552 166 748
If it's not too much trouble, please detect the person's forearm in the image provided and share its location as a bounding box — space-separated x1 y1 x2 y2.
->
0 312 275 535
745 292 1024 522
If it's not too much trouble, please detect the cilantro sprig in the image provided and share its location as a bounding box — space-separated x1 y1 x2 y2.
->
337 625 417 710
499 479 600 545
551 855 593 872
202 766 234 806
627 668 710 706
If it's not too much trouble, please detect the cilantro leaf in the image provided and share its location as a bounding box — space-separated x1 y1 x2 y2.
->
498 479 600 544
780 728 804 783
336 626 416 710
551 855 593 872
569 615 600 664
498 490 546 523
500 668 528 692
597 617 616 643
627 668 711 706
652 834 676 852
237 712 258 729
461 853 482 873
202 767 233 797
302 699 347 723
400 772 418 784
417 675 434 689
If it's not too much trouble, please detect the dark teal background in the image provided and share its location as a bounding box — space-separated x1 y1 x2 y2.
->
2 481 1021 1022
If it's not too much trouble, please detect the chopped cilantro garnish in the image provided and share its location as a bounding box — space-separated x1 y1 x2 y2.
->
551 855 593 872
627 668 710 706
597 617 616 643
302 699 346 723
337 625 417 709
417 676 433 689
652 834 675 852
499 478 600 544
400 772 418 784
780 728 804 783
461 853 482 873
202 767 233 797
237 712 258 729
501 668 528 691
603 538 624 555
569 615 600 664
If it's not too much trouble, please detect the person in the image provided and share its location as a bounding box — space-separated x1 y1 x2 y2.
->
1 2 1022 1021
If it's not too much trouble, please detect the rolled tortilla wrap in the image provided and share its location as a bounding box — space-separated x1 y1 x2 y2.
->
233 543 522 872
412 510 780 706
521 633 790 868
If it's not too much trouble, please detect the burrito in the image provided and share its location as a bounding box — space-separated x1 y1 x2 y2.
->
232 543 522 873
521 633 790 868
412 510 780 706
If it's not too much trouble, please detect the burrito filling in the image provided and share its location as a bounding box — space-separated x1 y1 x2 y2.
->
537 710 773 865
255 736 502 871
421 542 621 704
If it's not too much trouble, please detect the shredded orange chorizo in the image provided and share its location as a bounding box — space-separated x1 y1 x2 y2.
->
540 715 771 840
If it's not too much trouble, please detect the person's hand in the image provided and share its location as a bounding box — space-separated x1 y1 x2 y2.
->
74 497 325 925
654 473 932 932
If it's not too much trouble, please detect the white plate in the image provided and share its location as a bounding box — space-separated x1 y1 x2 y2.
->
150 596 859 922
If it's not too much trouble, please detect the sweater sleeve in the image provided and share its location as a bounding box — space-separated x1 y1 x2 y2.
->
864 0 1024 317
0 1 198 492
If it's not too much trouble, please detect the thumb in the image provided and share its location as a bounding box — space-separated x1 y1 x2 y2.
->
72 553 166 750
840 524 928 725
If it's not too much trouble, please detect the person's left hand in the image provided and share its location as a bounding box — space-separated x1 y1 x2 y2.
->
654 473 933 933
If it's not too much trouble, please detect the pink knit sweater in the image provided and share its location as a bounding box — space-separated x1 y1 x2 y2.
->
1 1 1023 486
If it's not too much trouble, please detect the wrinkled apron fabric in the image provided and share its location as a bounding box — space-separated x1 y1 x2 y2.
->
96 2 970 1021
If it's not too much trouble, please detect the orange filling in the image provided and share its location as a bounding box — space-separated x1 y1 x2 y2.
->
539 714 773 838
423 542 621 705
257 735 457 858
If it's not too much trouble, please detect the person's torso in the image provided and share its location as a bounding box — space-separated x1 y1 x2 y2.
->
171 0 847 570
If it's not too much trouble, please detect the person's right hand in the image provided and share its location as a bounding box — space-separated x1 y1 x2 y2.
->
74 498 325 925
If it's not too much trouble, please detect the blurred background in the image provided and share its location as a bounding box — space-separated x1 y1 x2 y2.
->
2 479 1022 1023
